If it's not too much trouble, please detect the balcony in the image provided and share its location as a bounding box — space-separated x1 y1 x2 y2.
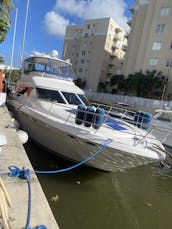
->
107 68 114 74
122 45 127 51
124 33 129 39
108 60 116 66
120 59 125 64
110 50 120 59
112 42 120 50
113 33 121 41
115 27 122 33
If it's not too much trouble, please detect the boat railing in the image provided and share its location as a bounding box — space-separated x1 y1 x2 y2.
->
11 91 172 146
74 102 172 146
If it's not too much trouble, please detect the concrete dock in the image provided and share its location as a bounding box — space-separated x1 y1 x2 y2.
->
0 106 59 228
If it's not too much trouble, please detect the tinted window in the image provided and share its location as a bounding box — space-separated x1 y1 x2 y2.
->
62 92 81 105
78 94 90 106
37 88 65 104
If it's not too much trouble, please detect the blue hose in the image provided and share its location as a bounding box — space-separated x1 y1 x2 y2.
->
5 138 112 229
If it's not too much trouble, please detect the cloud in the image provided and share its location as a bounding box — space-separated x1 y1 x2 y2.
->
44 0 129 37
54 0 129 31
43 11 70 37
54 0 86 18
30 50 59 58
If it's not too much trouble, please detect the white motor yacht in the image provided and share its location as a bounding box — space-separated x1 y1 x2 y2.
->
7 53 168 172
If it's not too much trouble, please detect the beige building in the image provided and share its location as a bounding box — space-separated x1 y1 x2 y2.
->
123 0 172 99
62 17 127 92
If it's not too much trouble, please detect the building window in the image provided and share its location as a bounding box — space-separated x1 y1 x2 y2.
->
87 24 91 29
166 59 172 67
152 42 162 50
84 33 89 38
149 58 159 66
81 59 85 64
160 7 170 16
79 68 83 72
170 42 172 50
156 24 166 33
81 50 86 56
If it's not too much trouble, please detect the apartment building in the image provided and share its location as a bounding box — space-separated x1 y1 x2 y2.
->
62 17 127 92
123 0 172 99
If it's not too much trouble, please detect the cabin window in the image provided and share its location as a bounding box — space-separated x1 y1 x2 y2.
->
61 92 81 105
36 88 66 104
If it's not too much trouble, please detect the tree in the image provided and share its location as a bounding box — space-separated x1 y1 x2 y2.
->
110 70 167 99
3 68 20 82
98 81 107 92
110 74 126 93
144 70 166 97
0 0 13 42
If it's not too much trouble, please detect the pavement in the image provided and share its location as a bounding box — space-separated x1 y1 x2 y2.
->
0 106 59 229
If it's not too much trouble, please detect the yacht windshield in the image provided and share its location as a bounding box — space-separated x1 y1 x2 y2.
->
36 88 89 106
78 94 90 106
23 57 76 80
62 92 82 105
37 88 66 104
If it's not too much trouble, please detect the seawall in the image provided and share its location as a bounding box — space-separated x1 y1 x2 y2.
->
0 106 59 228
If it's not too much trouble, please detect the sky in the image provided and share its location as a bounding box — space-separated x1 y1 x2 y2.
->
0 0 135 67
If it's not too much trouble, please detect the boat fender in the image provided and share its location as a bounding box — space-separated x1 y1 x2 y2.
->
93 107 105 129
134 111 153 129
142 112 152 129
75 104 86 125
17 130 29 144
84 106 95 127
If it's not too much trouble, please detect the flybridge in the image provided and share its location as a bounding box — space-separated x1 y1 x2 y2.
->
22 56 75 81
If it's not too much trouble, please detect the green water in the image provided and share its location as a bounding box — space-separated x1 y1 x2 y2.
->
25 141 172 229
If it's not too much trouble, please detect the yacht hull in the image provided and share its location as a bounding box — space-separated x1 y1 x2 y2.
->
8 103 159 172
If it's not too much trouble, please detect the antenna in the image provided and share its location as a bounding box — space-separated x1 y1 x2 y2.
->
20 0 30 66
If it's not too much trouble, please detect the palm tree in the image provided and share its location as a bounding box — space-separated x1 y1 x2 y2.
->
110 74 126 93
0 0 13 42
144 70 166 98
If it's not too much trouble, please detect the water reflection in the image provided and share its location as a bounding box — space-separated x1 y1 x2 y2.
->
24 140 172 229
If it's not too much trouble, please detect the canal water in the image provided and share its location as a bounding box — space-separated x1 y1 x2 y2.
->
24 140 172 229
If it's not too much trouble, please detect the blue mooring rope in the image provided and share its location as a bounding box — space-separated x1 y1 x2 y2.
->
1 139 112 229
